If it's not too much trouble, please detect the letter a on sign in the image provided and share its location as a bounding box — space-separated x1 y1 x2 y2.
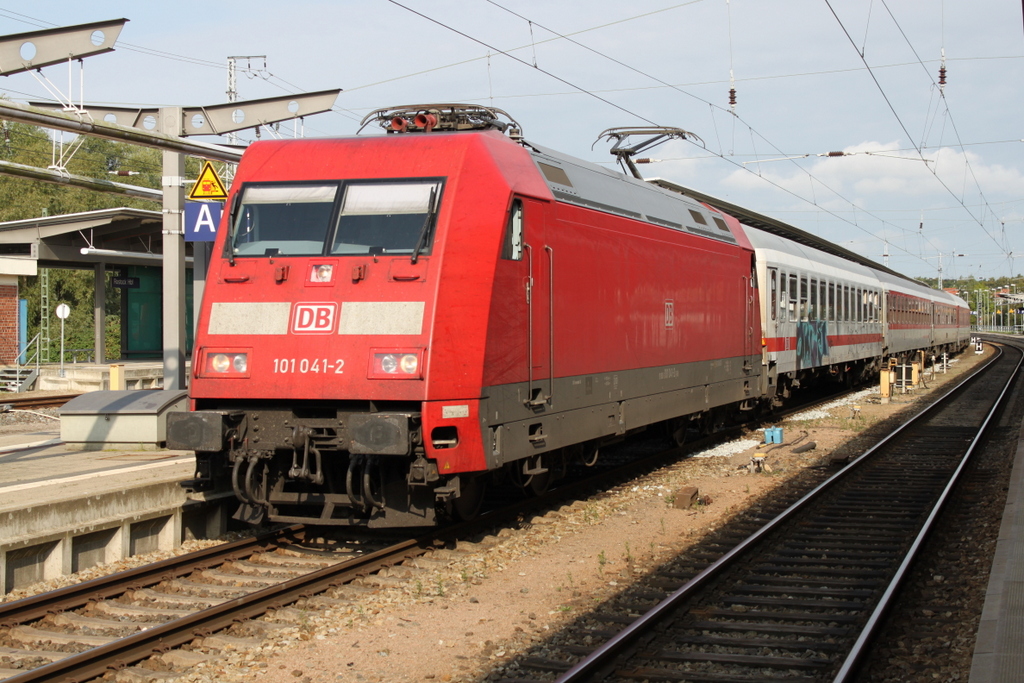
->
188 160 229 200
184 201 223 242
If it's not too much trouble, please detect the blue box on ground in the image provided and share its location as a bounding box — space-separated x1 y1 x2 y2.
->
764 426 784 444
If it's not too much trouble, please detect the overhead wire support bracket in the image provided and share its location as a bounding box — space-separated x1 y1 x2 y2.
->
594 126 703 180
0 19 127 77
0 19 128 178
28 89 341 138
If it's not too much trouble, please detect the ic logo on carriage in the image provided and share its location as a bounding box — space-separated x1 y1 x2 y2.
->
292 303 338 334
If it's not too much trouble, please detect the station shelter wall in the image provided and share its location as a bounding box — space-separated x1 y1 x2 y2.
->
122 265 193 359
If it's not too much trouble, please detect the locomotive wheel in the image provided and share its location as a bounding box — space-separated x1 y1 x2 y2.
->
507 455 552 496
667 417 689 447
451 475 486 521
526 466 551 496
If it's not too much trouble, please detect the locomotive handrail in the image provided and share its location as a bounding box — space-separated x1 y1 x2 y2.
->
546 244 555 406
524 242 536 406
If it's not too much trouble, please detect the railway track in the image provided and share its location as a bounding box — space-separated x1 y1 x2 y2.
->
0 526 434 682
0 375 958 682
0 394 80 411
488 343 1018 683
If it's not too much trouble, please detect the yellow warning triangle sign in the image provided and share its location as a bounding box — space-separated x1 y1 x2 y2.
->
188 161 229 200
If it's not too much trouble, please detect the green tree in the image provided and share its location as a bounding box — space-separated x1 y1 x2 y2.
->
6 119 190 361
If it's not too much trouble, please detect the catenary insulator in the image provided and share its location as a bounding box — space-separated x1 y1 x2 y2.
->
939 66 947 86
728 88 737 106
828 151 845 157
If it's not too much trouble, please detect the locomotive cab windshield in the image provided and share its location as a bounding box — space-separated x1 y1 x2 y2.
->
228 179 445 258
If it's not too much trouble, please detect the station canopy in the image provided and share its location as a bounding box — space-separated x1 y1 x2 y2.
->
0 207 192 274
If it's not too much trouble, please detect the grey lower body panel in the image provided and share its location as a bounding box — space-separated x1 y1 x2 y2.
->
481 355 758 467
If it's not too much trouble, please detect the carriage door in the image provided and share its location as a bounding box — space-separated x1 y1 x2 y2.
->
520 198 552 409
766 267 778 364
744 261 757 373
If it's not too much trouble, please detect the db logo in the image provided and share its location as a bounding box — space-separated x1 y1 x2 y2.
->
292 303 337 334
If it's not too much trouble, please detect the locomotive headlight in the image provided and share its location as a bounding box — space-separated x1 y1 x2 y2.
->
370 349 423 379
203 350 251 377
380 354 399 374
399 354 418 374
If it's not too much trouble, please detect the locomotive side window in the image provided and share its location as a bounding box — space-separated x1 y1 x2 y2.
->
332 181 442 256
502 199 524 261
230 184 338 257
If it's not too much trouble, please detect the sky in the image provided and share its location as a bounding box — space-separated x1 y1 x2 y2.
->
1 1 1022 283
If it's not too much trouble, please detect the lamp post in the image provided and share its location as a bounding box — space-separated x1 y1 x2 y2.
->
975 289 982 331
1007 282 1015 333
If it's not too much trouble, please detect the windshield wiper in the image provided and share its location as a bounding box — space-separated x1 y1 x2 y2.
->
410 187 438 264
226 192 243 266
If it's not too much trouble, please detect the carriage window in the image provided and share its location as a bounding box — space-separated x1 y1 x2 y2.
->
502 199 524 260
828 283 835 321
800 277 808 321
857 288 863 322
230 183 338 257
332 181 442 256
770 271 777 321
809 279 818 321
843 286 850 321
789 274 798 319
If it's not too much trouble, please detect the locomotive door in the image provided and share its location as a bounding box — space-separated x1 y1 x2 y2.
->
522 198 552 409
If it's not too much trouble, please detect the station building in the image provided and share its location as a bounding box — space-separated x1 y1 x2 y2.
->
0 208 195 389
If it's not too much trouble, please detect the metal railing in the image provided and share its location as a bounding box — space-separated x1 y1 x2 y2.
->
18 332 40 374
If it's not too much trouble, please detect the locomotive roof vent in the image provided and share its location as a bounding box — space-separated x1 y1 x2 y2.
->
360 103 522 138
595 126 703 180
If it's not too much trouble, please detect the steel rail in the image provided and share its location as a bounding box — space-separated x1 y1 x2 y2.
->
556 345 1006 682
0 393 82 410
0 526 304 627
832 342 1023 681
1 533 436 683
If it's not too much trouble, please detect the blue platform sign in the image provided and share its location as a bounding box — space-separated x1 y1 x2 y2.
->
185 201 223 242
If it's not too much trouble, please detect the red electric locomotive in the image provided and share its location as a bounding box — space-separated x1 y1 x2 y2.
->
169 104 969 527
169 105 762 526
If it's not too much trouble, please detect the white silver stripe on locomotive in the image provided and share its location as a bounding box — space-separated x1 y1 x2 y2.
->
207 301 425 335
208 302 291 335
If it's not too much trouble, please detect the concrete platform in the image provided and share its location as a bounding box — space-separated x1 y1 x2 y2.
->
0 427 229 594
6 360 189 393
970 419 1024 680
